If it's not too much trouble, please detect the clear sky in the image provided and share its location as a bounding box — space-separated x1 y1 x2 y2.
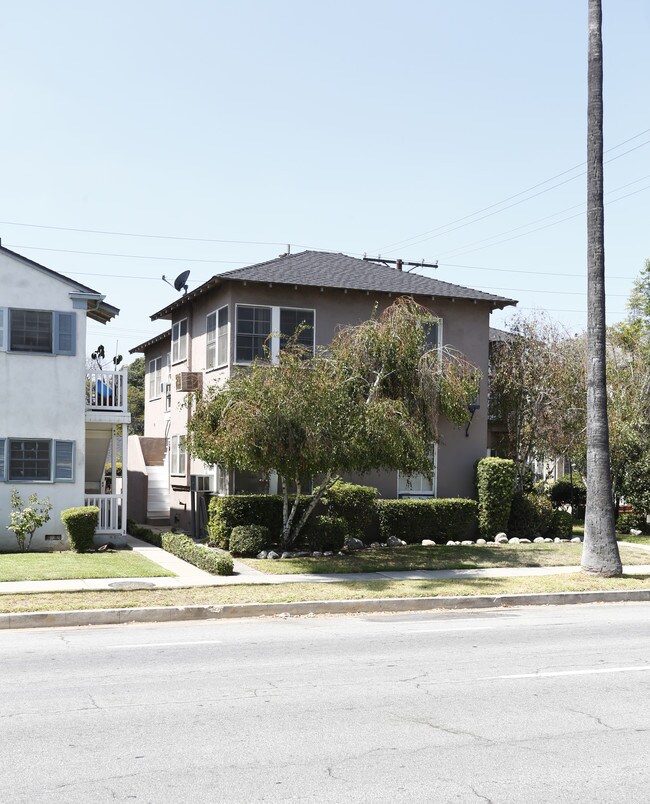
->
1 0 648 358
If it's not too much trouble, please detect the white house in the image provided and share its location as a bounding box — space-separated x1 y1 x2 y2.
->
0 244 130 550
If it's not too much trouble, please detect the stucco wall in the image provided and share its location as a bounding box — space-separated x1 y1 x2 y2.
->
0 253 87 550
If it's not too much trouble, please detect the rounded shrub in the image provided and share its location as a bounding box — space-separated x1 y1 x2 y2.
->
616 512 647 535
550 509 573 539
303 515 348 553
229 524 271 556
507 492 554 539
61 506 99 552
549 474 586 517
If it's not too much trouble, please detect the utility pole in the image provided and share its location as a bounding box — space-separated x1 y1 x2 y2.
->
363 256 438 273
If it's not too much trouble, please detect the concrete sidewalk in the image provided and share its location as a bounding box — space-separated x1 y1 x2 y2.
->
0 536 648 596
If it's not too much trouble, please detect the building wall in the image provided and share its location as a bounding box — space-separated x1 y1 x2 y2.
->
140 280 491 529
0 253 87 550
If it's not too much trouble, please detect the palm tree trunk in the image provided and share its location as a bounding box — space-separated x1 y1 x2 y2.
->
582 0 622 576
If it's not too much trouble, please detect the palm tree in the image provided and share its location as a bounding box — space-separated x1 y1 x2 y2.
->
582 0 622 576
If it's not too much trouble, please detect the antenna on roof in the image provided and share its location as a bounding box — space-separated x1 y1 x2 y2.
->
162 270 191 295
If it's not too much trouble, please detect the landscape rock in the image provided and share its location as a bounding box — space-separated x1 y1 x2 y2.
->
312 551 323 557
533 537 545 543
267 551 280 560
370 542 381 548
630 528 642 536
422 539 435 546
554 538 561 543
495 535 509 544
461 540 473 546
346 537 365 551
256 551 268 559
571 537 582 543
544 538 553 542
281 552 293 559
386 535 405 547
476 539 486 545
323 551 334 556
508 537 520 544
446 540 456 546
496 532 507 540
294 551 311 557
519 538 531 544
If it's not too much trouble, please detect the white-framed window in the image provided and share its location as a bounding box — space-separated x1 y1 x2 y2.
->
148 357 163 400
397 445 437 498
235 305 316 364
235 305 272 363
170 435 186 476
206 306 229 369
171 318 188 364
0 309 76 355
0 438 75 483
279 308 315 354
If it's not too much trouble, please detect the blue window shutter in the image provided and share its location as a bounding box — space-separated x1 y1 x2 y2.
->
0 308 6 351
54 440 75 481
54 312 76 356
0 439 5 481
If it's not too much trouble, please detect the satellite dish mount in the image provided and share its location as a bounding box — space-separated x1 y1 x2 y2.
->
162 270 191 295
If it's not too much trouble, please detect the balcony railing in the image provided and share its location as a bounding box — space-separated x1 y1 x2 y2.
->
86 369 128 413
85 494 125 534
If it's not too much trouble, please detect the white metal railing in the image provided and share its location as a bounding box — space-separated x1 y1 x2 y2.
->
86 369 128 412
85 494 124 533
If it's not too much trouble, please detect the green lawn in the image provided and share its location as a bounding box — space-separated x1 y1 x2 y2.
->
0 551 175 582
0 573 649 613
241 542 650 575
619 535 650 547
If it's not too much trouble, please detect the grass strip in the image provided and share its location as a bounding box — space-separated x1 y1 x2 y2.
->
0 552 175 582
1 573 649 613
241 543 650 575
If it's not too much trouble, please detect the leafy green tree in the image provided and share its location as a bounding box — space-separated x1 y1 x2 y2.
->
127 357 145 436
188 298 480 548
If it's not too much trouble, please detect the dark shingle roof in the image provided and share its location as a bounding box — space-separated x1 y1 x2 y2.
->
151 250 517 320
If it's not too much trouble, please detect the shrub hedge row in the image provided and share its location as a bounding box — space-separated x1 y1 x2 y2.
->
126 520 233 575
376 498 478 544
323 483 378 540
303 515 348 552
507 491 554 539
229 525 271 557
476 458 515 538
61 506 99 552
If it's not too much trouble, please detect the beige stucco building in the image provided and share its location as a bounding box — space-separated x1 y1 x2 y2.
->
129 251 516 532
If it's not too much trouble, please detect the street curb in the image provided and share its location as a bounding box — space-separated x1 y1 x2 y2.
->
2 588 650 629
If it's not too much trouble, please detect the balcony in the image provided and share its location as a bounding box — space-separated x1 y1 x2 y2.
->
86 369 130 420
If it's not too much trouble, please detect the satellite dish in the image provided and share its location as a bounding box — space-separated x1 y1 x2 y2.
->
162 270 191 295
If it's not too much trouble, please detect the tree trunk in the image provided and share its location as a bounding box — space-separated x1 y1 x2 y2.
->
582 0 622 576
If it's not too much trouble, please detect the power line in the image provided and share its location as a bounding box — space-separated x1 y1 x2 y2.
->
3 244 247 265
374 128 650 253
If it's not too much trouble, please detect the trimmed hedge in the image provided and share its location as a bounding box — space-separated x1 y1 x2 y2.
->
61 506 99 553
161 532 234 575
208 494 313 548
323 483 378 540
549 473 586 516
229 525 271 557
302 515 348 553
507 492 554 539
550 509 573 539
377 498 478 544
476 458 515 538
127 519 162 546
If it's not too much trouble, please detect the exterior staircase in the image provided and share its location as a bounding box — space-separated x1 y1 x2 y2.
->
146 463 170 524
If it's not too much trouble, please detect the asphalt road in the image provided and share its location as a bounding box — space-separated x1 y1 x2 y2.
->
0 603 649 803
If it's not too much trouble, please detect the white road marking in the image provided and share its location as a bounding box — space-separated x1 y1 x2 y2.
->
497 665 650 679
109 640 223 649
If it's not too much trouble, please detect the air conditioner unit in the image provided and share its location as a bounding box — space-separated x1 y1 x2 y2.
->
176 372 203 392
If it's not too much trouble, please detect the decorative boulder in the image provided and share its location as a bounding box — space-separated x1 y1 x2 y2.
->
281 552 293 559
476 538 487 545
257 550 268 559
509 537 520 544
312 551 323 557
571 537 582 543
544 538 553 543
422 539 435 546
347 537 365 551
495 534 509 544
533 537 544 543
461 540 473 546
267 551 280 560
519 538 531 544
386 535 405 547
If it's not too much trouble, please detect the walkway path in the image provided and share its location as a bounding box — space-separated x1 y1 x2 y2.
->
1 538 648 596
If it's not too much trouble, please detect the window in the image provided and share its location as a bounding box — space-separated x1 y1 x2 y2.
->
279 308 315 353
0 309 76 355
206 306 229 369
236 306 271 363
148 357 163 400
0 439 75 482
398 446 437 498
171 318 188 364
424 319 442 351
170 435 186 475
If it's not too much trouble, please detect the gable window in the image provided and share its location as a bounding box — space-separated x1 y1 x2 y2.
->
171 319 188 364
236 306 271 363
279 308 315 353
0 438 75 482
148 357 163 400
206 306 229 369
1 309 76 355
170 435 186 476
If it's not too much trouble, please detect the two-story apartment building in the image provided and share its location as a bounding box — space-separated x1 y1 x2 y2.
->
129 250 516 530
0 245 130 550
